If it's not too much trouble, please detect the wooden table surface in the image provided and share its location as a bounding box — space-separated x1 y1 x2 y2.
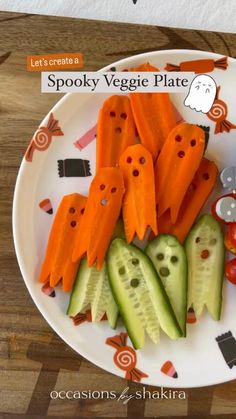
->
1 11 236 419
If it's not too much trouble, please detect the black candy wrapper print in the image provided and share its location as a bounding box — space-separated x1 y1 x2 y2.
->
216 331 236 369
197 125 210 151
58 159 91 177
197 125 210 143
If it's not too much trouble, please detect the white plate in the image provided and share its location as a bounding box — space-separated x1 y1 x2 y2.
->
13 49 236 388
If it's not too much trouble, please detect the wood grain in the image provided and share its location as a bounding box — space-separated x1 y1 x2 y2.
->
1 11 236 418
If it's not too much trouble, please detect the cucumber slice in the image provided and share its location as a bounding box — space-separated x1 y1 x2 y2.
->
146 234 187 336
67 258 119 329
107 238 182 349
185 214 225 320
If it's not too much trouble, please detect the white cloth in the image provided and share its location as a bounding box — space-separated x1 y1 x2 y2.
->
0 0 235 33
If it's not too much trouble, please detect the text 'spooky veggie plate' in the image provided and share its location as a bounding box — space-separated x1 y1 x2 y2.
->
13 50 236 388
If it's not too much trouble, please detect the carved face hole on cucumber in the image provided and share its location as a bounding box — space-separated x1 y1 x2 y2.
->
70 220 77 228
119 266 126 275
130 278 140 287
127 157 132 163
178 150 185 158
195 237 201 243
131 258 139 266
110 111 116 117
133 169 139 177
100 184 105 190
69 207 75 213
201 249 210 259
115 127 122 134
111 187 117 193
202 172 210 180
80 208 85 215
171 255 178 264
139 157 145 164
159 267 170 277
156 253 164 261
190 139 196 147
120 112 127 119
175 135 182 142
210 238 217 245
101 198 108 206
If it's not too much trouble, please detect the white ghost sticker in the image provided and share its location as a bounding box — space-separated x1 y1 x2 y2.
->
184 74 217 113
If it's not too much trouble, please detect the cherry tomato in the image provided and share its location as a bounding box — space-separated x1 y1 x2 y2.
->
225 223 236 254
211 193 236 225
225 258 236 285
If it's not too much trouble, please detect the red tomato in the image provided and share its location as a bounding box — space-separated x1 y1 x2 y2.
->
225 258 236 285
211 193 236 225
225 223 236 254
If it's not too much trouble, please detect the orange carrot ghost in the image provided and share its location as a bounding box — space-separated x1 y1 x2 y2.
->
129 63 176 160
72 167 125 269
38 193 87 292
119 144 157 243
155 123 205 224
96 95 136 171
157 158 218 242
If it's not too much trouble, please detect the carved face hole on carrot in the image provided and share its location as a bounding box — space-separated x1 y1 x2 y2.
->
72 167 125 270
157 157 218 243
175 135 182 142
155 123 206 224
38 193 87 292
96 95 136 170
120 143 157 243
203 173 210 180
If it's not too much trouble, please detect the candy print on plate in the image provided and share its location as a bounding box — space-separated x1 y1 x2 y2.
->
161 361 178 379
165 55 228 73
39 198 53 214
207 86 236 134
106 332 148 382
13 49 236 388
25 112 64 162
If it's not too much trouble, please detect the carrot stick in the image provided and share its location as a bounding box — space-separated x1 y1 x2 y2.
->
129 63 176 160
157 210 172 235
96 95 136 171
156 158 218 242
72 167 125 270
38 193 87 292
155 123 205 224
119 144 157 243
